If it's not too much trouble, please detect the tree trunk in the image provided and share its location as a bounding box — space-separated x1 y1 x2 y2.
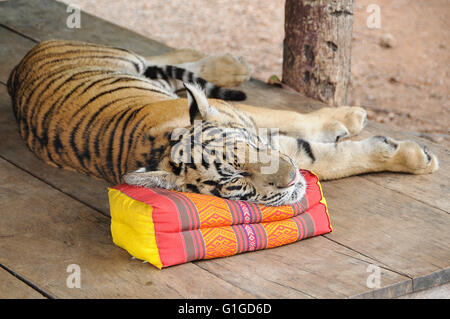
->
283 0 354 106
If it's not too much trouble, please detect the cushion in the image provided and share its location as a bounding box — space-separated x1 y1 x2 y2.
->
108 170 332 269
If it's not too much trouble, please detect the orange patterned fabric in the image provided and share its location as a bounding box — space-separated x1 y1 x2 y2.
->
109 170 332 268
188 193 234 228
263 219 299 249
200 227 238 259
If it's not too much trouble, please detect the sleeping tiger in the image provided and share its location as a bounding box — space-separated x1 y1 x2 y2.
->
7 40 438 206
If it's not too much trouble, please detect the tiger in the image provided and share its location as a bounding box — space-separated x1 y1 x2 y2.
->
7 40 439 206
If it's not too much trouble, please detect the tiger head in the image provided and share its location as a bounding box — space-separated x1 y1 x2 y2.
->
124 83 306 206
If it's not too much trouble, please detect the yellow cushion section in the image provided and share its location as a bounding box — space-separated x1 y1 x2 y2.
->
108 188 162 269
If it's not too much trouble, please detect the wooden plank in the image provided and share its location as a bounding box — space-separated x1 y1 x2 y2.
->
0 157 254 298
0 27 37 84
240 79 325 112
0 0 171 56
322 176 450 281
0 84 111 215
194 236 412 299
412 268 450 293
0 267 45 299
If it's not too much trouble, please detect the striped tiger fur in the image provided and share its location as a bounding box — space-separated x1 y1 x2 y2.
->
7 39 242 179
7 40 308 206
8 40 439 206
144 65 246 101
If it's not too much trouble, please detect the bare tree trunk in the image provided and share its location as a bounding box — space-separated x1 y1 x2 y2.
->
283 0 354 106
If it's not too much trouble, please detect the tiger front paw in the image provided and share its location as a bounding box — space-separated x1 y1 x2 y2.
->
371 136 439 174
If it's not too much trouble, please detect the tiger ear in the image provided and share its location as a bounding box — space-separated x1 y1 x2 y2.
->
123 169 177 189
184 82 219 124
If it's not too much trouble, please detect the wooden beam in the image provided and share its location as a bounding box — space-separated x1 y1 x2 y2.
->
283 0 354 106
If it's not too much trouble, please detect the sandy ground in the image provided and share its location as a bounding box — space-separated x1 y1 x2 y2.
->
59 0 449 144
351 0 449 145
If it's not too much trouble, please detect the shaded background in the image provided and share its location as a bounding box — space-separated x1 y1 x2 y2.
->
59 0 449 145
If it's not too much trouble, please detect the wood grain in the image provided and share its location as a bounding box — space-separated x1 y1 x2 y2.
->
194 236 412 299
0 157 254 298
0 0 171 56
0 268 45 299
0 27 36 84
0 83 111 215
323 176 450 279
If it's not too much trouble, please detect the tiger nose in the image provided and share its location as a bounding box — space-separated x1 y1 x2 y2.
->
277 169 299 188
286 170 299 187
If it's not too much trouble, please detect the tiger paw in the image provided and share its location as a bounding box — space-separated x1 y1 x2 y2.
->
331 106 367 137
371 136 439 174
195 54 251 87
312 106 367 143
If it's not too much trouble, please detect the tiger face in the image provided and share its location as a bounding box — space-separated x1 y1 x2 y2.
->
124 83 306 206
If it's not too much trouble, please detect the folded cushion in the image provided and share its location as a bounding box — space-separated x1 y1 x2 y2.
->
108 170 332 268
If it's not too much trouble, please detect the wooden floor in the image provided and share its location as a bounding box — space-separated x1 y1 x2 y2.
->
0 0 448 299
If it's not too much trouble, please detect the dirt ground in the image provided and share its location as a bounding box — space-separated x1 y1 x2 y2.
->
351 0 449 145
60 0 449 145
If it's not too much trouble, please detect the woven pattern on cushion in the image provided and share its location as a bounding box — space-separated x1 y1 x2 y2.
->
108 170 332 268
